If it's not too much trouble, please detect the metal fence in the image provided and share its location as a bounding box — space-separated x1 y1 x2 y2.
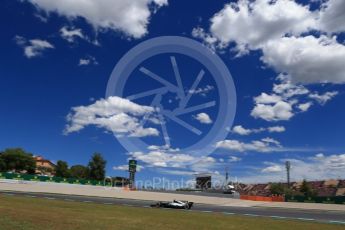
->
285 195 345 204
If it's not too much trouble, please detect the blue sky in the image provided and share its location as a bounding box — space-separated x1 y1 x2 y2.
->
1 0 345 186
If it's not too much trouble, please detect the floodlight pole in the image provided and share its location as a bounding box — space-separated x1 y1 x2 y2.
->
225 166 229 185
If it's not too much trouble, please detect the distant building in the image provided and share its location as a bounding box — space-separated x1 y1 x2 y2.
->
195 174 212 190
112 176 130 187
33 156 56 176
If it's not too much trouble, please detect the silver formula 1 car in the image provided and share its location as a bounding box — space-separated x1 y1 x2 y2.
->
151 200 194 209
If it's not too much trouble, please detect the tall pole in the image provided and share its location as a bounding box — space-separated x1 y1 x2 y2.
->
225 166 229 185
285 161 291 188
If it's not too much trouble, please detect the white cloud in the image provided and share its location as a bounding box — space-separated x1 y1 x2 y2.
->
187 84 215 97
318 0 345 33
228 156 241 162
254 93 282 104
251 101 293 121
232 125 254 135
194 113 213 124
247 153 345 183
113 164 144 172
309 91 338 105
79 56 98 66
232 125 285 135
261 164 283 173
27 0 168 38
298 102 313 112
267 126 285 133
191 27 223 51
190 156 218 173
251 74 338 121
261 137 280 146
194 0 345 84
273 75 310 98
60 26 86 43
64 96 159 137
129 150 194 168
261 35 345 84
15 36 54 58
216 138 281 153
207 0 316 52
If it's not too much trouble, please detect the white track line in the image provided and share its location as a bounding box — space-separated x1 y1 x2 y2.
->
244 214 260 217
329 221 345 225
297 218 315 221
270 216 288 219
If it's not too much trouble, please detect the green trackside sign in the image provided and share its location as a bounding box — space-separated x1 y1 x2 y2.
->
129 160 137 172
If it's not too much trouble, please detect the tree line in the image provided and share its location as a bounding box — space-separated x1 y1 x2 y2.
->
270 180 318 197
0 148 107 181
55 153 106 181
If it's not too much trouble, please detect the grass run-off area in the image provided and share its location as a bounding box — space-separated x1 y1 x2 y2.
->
0 194 344 230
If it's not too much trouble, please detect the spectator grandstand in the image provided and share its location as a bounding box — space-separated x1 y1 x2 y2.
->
234 179 345 197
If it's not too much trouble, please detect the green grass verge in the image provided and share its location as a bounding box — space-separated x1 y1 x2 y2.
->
0 194 343 230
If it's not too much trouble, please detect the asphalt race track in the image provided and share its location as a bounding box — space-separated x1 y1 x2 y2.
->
1 190 344 225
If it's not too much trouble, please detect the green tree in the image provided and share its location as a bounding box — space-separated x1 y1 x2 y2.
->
55 160 70 178
270 183 285 195
0 156 6 172
70 165 89 179
0 148 36 174
300 179 313 197
88 153 106 180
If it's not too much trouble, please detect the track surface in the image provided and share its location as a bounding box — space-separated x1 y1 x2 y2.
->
1 190 344 225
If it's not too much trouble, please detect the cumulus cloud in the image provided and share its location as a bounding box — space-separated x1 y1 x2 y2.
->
202 0 316 52
251 101 293 121
261 164 283 173
193 0 345 84
64 96 159 137
254 93 282 104
126 144 231 177
113 164 144 172
129 150 195 168
15 35 54 58
251 74 338 121
228 156 241 162
216 138 281 153
246 153 345 183
193 113 213 124
261 35 345 84
27 0 168 38
232 125 285 135
318 0 345 33
267 126 285 133
60 26 86 43
78 55 98 66
187 84 215 97
308 91 338 105
297 102 313 112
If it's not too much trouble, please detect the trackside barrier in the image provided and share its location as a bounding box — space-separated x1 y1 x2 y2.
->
240 195 284 202
240 195 345 204
285 195 345 205
0 172 112 187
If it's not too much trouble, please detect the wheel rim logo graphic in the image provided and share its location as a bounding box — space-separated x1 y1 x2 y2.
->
106 36 236 159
